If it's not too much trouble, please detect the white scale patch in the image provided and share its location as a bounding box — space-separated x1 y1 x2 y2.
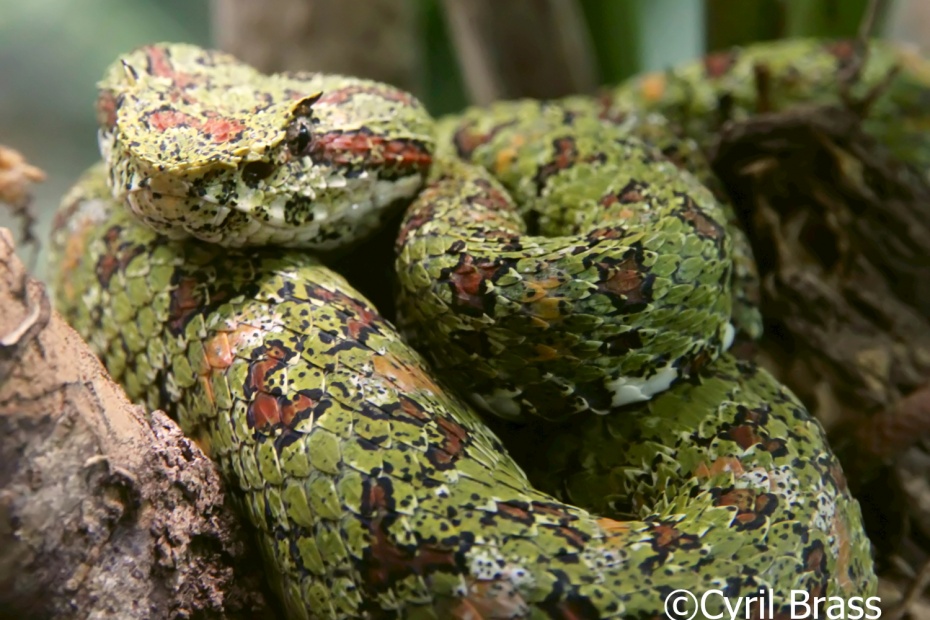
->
812 488 838 534
605 364 678 408
739 464 838 536
603 321 736 409
722 322 736 350
468 551 534 590
72 197 111 230
737 468 772 489
746 464 801 508
582 546 626 572
469 551 505 581
499 563 534 588
470 387 523 419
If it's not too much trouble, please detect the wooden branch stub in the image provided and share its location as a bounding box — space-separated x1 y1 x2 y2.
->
0 230 274 619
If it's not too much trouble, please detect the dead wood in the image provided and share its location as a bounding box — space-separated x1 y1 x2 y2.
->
0 229 274 619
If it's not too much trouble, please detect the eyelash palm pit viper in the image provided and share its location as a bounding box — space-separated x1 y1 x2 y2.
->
47 37 930 618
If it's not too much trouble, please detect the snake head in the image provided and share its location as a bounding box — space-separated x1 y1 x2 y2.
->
96 42 434 249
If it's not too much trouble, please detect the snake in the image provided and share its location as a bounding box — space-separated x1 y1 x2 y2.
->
44 38 909 618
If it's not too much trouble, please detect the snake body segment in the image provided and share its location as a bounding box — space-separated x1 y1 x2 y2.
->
609 38 930 176
397 102 738 421
52 166 873 618
47 40 887 618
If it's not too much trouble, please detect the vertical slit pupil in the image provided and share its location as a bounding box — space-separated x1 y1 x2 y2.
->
287 121 313 155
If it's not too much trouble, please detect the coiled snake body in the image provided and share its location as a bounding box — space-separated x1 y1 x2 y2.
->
47 39 911 618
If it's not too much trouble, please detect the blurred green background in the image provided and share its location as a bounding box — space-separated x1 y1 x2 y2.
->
0 0 909 253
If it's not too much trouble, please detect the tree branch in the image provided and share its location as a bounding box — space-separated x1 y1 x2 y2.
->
0 230 274 619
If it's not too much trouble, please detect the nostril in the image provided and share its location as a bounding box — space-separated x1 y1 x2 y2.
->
241 160 275 186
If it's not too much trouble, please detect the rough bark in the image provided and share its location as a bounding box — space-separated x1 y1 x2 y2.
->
0 230 274 619
211 0 422 95
439 0 598 103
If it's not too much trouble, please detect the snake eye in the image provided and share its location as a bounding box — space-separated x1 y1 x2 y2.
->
286 119 313 156
286 92 322 157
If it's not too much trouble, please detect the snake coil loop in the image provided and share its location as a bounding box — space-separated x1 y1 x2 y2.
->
47 39 905 618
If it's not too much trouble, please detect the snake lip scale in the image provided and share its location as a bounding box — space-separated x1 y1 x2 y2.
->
45 39 901 618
